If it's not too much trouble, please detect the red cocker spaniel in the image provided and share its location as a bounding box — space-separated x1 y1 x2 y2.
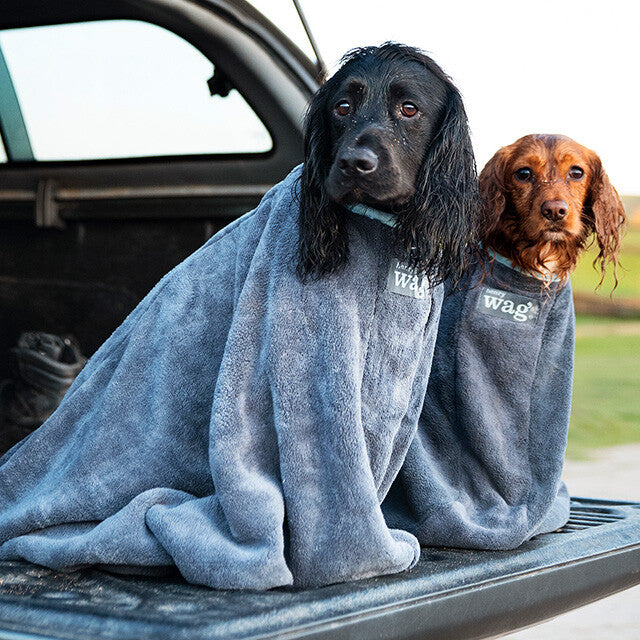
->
479 134 625 285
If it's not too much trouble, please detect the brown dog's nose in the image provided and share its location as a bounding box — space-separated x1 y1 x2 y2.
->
541 200 568 222
338 147 379 176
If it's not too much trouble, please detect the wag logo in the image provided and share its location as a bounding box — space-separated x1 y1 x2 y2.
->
476 287 540 325
386 258 429 299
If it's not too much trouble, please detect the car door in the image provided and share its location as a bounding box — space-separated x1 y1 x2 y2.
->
0 0 319 376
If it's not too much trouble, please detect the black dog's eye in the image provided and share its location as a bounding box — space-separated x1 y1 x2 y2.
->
335 101 351 116
514 167 533 182
400 102 418 117
568 166 584 180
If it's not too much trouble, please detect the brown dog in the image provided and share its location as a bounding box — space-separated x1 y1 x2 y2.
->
479 134 625 284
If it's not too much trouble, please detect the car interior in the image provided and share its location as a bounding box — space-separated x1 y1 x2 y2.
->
0 0 315 386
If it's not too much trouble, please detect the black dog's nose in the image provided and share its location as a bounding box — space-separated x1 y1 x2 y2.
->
337 147 379 176
541 200 568 222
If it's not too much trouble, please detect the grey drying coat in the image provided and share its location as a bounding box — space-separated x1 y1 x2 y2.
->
0 166 444 590
384 258 574 549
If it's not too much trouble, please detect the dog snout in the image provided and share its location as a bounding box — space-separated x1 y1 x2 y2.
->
337 147 379 177
541 200 568 222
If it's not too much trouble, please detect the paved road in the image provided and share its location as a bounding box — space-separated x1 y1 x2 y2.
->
506 444 640 639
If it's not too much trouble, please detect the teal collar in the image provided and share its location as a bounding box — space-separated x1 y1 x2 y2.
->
345 203 398 228
342 211 560 282
487 248 560 283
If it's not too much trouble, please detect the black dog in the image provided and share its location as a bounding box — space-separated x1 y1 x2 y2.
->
298 43 479 284
0 44 482 591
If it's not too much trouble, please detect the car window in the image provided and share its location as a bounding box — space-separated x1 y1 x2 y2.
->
0 20 272 161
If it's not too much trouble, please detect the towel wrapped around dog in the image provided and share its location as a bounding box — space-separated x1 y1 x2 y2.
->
383 257 573 549
0 166 444 590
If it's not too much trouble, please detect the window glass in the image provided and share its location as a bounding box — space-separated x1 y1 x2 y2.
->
0 20 272 160
0 137 6 162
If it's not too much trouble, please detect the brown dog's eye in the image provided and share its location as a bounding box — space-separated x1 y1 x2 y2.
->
568 166 584 180
335 101 351 116
401 102 418 117
514 167 533 181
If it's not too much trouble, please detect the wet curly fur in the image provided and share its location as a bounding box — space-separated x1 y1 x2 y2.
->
479 134 625 286
296 43 480 286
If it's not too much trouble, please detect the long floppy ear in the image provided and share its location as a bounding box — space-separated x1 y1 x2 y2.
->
585 156 626 288
478 146 511 246
296 81 349 281
395 86 480 287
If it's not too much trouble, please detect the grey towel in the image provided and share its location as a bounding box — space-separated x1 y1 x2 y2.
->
0 166 443 590
383 258 573 549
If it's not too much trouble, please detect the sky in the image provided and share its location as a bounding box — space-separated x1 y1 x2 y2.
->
1 0 638 195
253 0 640 195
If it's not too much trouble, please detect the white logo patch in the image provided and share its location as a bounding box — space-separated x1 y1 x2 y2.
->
476 287 540 324
387 258 429 299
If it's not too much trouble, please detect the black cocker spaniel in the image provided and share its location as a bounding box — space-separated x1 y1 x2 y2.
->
297 43 480 286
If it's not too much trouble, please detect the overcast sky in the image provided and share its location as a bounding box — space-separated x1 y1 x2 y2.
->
254 0 640 195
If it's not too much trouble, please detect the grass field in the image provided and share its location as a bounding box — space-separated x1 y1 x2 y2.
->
570 227 640 298
568 316 640 458
567 222 640 458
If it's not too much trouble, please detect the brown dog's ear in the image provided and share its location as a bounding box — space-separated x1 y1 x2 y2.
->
586 156 626 287
478 146 510 245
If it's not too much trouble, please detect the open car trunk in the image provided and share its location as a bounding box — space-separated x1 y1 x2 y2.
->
0 1 639 638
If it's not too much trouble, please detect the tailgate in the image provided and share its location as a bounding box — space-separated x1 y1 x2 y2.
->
0 497 638 640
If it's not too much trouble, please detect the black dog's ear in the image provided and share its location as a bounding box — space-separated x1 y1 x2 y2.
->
584 154 626 288
296 82 350 281
395 86 480 287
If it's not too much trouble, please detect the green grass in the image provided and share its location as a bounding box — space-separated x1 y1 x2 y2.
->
574 314 621 327
567 316 640 458
567 224 640 457
570 227 640 298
